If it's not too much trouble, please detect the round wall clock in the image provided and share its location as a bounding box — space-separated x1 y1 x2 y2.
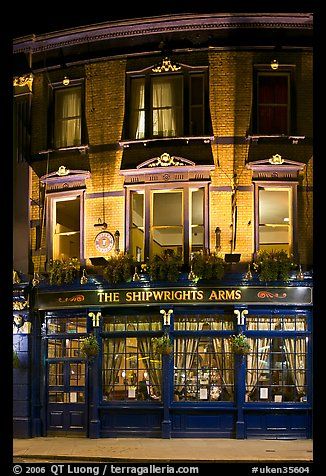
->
94 231 114 253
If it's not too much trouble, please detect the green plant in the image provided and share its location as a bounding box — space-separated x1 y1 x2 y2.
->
13 350 20 369
191 251 225 281
80 334 100 359
253 250 294 282
230 334 251 355
152 334 173 355
49 258 80 285
103 252 135 284
149 249 182 282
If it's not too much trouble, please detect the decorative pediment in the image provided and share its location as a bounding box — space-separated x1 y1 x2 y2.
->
41 166 91 191
246 155 305 180
137 153 195 169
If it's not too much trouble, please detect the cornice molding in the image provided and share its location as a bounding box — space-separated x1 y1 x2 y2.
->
13 13 313 54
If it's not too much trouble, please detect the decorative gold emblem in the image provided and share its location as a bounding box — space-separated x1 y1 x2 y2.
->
56 166 70 176
269 154 284 165
148 153 185 168
152 57 181 73
13 270 21 284
13 73 34 92
13 300 29 310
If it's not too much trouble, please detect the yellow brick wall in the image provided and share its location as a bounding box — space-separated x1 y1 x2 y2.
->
29 51 313 272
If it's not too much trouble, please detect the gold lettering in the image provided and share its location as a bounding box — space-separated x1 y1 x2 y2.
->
164 291 172 301
209 290 218 301
174 290 183 300
125 292 133 302
218 290 226 300
196 290 204 300
113 292 120 302
152 290 164 300
225 290 235 300
97 292 105 303
235 290 242 300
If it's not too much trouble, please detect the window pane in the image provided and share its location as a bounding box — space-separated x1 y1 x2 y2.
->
55 87 81 148
174 337 234 402
153 192 182 226
257 74 289 135
190 75 204 135
246 337 308 402
130 78 145 139
53 197 80 260
102 337 162 401
152 76 182 137
130 192 144 261
258 189 290 252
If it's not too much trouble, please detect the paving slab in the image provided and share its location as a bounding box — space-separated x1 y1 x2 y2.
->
13 438 313 462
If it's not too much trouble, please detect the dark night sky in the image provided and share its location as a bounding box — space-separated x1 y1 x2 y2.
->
8 1 318 38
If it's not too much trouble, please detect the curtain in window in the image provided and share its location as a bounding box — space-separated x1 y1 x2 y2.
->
130 79 145 139
55 88 81 148
283 337 306 396
138 337 162 398
212 337 234 398
246 337 271 397
102 338 125 396
174 334 199 386
152 78 180 137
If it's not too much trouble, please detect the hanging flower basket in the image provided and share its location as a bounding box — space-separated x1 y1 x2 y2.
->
230 334 251 355
151 335 174 355
80 334 100 359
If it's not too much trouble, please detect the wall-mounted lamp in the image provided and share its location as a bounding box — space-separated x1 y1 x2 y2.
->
114 230 120 254
62 75 70 86
80 269 88 285
215 227 221 251
270 59 279 70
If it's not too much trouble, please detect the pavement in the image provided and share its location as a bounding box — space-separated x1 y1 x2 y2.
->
13 437 313 463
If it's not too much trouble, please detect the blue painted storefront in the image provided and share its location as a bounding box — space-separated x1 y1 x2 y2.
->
13 274 313 439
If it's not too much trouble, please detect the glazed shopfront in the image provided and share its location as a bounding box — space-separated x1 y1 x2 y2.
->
31 281 312 439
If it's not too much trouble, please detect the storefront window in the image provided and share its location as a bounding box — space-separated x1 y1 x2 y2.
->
48 338 83 358
246 315 306 331
246 335 308 403
102 336 162 401
103 315 161 332
47 316 87 334
174 314 234 331
174 337 234 402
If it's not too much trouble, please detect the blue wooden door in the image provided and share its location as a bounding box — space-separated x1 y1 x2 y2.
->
47 360 87 434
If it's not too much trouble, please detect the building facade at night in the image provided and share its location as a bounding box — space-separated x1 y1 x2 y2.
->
13 13 313 439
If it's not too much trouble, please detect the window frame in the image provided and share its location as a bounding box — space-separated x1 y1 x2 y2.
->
46 189 85 264
48 79 86 150
125 181 210 264
252 65 296 136
253 181 298 257
125 65 209 140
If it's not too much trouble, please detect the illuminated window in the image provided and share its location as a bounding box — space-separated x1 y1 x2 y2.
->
54 86 82 148
128 186 207 262
47 191 84 262
258 187 292 254
127 70 207 140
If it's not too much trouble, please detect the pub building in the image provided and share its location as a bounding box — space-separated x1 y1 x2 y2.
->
13 13 313 439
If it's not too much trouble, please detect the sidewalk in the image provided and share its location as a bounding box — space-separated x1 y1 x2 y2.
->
13 437 313 463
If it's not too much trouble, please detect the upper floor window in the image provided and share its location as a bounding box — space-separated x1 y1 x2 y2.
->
255 71 292 135
258 186 292 254
127 68 207 140
53 85 82 148
47 190 85 262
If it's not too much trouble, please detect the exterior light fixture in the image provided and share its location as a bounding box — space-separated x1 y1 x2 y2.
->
244 264 253 281
80 269 88 284
114 230 120 253
62 76 70 86
132 267 140 281
271 59 279 70
296 264 304 281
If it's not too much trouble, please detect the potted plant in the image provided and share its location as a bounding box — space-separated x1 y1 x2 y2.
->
152 334 174 355
191 250 225 281
80 334 100 359
103 252 135 284
253 250 294 282
49 258 80 285
149 249 182 282
230 333 251 355
13 350 20 369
